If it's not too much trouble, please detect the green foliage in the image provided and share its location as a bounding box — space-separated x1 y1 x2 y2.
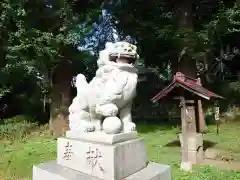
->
0 0 103 120
110 0 240 74
201 4 240 48
5 0 98 70
0 115 38 140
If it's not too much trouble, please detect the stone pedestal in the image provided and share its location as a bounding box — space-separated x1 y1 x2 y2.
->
179 133 204 164
33 131 171 180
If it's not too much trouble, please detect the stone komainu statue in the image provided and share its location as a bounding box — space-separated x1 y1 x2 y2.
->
69 41 139 134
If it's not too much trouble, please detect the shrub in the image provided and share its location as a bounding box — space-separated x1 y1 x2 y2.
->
0 115 38 140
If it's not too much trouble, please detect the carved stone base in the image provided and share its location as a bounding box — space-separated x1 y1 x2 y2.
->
33 132 171 180
57 137 147 180
33 161 171 180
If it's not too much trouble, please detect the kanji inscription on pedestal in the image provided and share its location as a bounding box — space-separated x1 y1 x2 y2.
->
86 147 104 172
62 141 73 161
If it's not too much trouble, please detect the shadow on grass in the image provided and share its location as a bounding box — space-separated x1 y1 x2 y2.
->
134 117 181 133
164 139 217 150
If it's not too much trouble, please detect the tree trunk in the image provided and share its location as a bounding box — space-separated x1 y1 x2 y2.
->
0 30 8 69
203 52 213 83
176 1 206 132
177 0 196 76
49 60 72 135
236 0 240 7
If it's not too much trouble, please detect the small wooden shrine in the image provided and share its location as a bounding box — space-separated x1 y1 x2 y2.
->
151 72 223 168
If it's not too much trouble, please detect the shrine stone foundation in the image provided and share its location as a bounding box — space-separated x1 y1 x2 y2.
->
32 131 171 180
179 133 204 164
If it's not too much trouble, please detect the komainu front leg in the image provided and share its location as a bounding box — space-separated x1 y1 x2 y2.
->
69 111 95 132
119 102 136 132
89 109 102 131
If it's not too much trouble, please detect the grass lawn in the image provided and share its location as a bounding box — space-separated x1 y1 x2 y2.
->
0 121 240 180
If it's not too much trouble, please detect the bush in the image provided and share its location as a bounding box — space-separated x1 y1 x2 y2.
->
0 115 38 140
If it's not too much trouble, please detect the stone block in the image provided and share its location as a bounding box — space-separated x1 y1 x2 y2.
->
125 162 171 180
180 161 192 172
179 133 203 151
179 133 204 164
57 137 148 180
33 161 100 180
197 146 204 161
180 146 203 164
204 148 219 160
65 131 138 144
187 150 197 164
187 147 203 164
33 160 171 180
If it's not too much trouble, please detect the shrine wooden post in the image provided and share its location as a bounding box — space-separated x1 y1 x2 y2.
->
180 96 188 163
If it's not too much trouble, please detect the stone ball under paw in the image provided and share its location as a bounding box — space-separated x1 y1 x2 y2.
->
102 117 122 134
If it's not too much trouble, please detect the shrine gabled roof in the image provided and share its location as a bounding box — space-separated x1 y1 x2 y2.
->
151 72 223 102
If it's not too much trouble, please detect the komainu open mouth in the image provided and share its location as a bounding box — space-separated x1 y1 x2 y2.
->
109 53 136 65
